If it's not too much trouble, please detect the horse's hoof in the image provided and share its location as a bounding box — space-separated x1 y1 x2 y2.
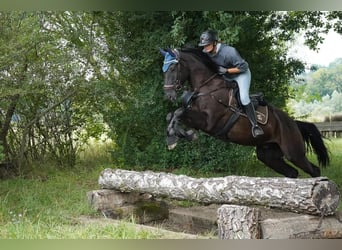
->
190 131 198 141
168 143 177 150
192 133 198 140
166 135 178 150
185 130 198 141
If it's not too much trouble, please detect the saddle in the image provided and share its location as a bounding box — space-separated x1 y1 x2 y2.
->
227 86 269 125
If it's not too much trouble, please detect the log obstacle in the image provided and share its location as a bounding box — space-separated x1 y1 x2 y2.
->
216 204 342 239
88 168 342 238
98 168 340 216
217 205 260 239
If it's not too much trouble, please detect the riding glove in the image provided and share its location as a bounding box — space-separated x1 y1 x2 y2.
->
218 66 228 74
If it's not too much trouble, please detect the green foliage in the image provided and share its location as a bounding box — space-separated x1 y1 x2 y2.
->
0 11 340 175
0 12 111 169
288 58 342 120
0 144 4 162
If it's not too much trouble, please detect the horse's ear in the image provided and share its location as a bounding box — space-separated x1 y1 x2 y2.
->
159 48 167 56
172 49 180 59
165 48 174 55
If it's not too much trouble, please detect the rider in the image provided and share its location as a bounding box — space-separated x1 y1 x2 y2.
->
198 30 264 137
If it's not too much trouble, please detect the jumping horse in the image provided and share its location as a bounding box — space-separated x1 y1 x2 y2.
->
160 48 329 178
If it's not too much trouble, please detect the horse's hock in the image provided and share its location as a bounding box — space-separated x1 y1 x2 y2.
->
87 168 342 239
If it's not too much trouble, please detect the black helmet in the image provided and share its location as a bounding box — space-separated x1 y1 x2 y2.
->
198 30 218 46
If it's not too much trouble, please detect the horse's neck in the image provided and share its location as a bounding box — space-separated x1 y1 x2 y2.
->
190 70 216 89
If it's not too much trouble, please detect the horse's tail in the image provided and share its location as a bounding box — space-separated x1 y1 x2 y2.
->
295 120 330 167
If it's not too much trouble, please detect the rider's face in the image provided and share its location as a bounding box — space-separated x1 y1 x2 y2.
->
203 43 215 54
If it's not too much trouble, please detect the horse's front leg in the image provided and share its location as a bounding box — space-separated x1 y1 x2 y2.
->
166 108 197 150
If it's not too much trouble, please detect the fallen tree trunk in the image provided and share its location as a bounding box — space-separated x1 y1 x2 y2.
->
217 205 260 239
99 169 340 216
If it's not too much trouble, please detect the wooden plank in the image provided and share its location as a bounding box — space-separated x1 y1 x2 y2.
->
261 212 342 239
315 121 342 132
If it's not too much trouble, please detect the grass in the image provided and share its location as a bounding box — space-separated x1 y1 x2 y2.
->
0 165 180 239
320 138 342 181
0 138 341 239
0 139 200 239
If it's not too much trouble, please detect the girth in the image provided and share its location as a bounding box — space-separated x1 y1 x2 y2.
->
214 111 240 138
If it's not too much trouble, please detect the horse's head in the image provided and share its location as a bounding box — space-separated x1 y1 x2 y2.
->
160 48 220 102
160 48 187 102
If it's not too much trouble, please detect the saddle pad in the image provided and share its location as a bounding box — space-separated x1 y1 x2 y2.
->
228 88 269 125
256 105 268 125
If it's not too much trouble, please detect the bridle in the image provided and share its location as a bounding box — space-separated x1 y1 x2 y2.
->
163 61 183 91
163 58 217 92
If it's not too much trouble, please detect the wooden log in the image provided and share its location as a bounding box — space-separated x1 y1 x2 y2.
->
217 205 260 239
260 212 342 239
98 169 340 216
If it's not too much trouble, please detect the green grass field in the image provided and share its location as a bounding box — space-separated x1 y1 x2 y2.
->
0 165 169 239
0 138 341 239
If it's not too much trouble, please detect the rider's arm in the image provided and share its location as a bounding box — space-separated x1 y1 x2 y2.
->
227 67 241 74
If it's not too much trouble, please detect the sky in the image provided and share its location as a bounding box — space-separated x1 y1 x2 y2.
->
289 31 342 67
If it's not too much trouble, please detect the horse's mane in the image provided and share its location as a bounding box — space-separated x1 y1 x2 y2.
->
180 48 219 73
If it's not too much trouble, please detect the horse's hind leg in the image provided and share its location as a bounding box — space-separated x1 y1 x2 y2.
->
256 143 299 178
287 156 321 177
278 139 321 177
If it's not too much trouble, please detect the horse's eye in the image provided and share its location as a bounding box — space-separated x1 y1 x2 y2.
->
169 64 176 72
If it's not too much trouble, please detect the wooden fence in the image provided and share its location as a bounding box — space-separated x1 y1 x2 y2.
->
315 121 342 138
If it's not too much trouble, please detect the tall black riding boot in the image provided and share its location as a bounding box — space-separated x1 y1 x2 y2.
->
244 102 264 137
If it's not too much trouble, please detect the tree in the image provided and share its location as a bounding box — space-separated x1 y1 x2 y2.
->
288 58 342 120
0 11 110 171
94 11 339 172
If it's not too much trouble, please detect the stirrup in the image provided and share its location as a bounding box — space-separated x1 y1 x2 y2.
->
252 126 264 137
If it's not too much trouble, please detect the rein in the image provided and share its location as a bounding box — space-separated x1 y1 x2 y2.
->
194 73 218 91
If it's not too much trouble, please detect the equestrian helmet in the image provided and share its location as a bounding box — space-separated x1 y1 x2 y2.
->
198 30 218 46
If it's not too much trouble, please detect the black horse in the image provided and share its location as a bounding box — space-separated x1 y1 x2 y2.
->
160 48 329 178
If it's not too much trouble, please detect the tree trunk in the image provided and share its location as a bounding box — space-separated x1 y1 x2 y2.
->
0 94 20 166
99 169 340 216
217 205 260 239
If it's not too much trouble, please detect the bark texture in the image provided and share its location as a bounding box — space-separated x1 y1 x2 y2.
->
98 169 340 216
217 205 260 239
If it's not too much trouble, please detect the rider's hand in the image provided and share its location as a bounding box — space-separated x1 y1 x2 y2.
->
218 66 228 75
